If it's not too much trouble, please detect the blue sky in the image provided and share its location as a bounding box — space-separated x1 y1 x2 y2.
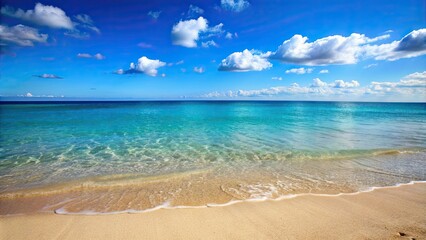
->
0 0 425 101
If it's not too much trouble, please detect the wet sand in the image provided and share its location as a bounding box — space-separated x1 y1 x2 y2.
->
1 182 425 240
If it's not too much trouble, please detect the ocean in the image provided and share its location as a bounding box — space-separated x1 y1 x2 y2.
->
0 101 425 214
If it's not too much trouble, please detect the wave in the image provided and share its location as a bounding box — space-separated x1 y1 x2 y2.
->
52 181 426 215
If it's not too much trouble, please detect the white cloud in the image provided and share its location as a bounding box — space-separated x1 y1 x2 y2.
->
319 69 329 74
171 17 225 48
364 64 378 69
271 33 389 65
272 77 282 81
363 29 426 61
137 42 152 48
225 32 238 39
77 53 91 58
202 72 425 101
221 0 250 12
171 17 208 48
205 23 224 37
310 78 328 87
194 67 205 73
187 5 204 17
64 29 90 39
218 49 272 72
285 67 313 74
94 53 105 60
402 71 426 82
77 53 105 60
117 56 166 77
219 28 426 71
370 71 426 91
201 40 218 48
330 80 360 88
1 3 73 29
148 11 161 19
74 14 100 34
25 92 33 97
0 24 48 46
34 74 62 79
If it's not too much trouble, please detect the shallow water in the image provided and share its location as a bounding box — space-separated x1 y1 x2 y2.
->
0 101 425 214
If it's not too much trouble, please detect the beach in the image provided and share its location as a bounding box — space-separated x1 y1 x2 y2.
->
1 182 425 240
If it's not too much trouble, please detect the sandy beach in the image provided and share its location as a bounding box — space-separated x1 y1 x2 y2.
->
1 182 425 240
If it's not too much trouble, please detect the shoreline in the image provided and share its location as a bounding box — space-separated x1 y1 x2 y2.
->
1 182 425 239
53 180 426 216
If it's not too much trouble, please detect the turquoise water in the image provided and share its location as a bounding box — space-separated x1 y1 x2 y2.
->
0 101 425 214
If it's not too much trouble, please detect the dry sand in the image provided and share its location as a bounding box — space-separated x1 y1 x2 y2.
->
1 182 425 240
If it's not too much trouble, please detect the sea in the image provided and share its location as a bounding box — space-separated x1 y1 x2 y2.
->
0 101 425 214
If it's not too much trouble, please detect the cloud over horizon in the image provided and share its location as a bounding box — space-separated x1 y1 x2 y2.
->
201 72 425 101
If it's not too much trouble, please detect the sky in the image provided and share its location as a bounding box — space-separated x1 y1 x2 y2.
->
0 0 425 101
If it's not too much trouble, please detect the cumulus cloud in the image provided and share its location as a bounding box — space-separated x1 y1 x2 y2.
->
285 67 313 74
116 56 166 77
370 71 426 92
221 0 250 12
1 3 73 29
171 17 224 48
330 80 360 88
272 77 282 81
270 33 390 65
172 17 208 47
77 53 105 60
193 67 205 73
0 24 48 46
263 29 426 66
187 5 204 17
319 69 329 74
310 78 328 87
34 74 63 79
218 49 272 72
363 29 426 61
148 11 161 19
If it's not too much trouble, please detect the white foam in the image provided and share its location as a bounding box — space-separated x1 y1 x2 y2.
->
53 180 426 216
